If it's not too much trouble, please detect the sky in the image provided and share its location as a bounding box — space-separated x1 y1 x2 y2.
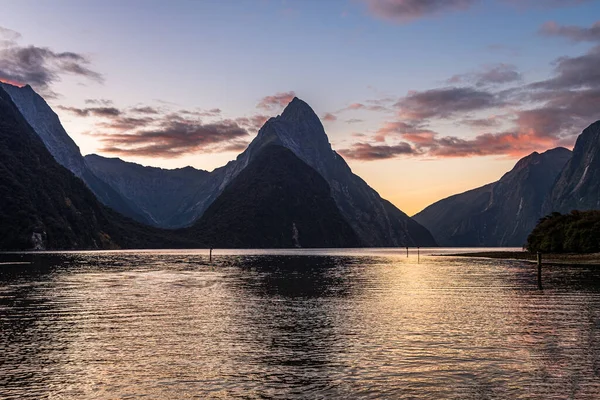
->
1 0 599 215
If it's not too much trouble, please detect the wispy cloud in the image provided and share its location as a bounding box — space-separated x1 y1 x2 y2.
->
339 20 600 161
540 20 600 42
57 105 121 117
448 63 522 87
97 119 249 158
59 93 283 158
256 91 296 111
362 0 477 23
395 87 505 120
362 0 592 24
0 26 102 96
322 112 337 122
338 142 416 160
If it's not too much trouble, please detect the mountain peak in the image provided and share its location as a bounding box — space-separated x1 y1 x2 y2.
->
280 97 318 121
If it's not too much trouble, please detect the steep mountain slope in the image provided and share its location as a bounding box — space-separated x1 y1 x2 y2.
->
414 148 572 246
0 85 201 250
85 154 209 227
4 85 434 246
545 121 600 213
184 98 434 246
0 82 149 224
188 145 361 248
84 97 435 246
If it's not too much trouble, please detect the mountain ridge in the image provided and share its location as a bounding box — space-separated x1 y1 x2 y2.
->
544 120 600 214
414 147 572 246
0 82 151 225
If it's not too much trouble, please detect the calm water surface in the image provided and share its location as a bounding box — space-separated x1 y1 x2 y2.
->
1 248 599 399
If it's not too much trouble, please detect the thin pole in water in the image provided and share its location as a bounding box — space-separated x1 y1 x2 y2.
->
537 252 542 289
417 247 420 264
210 248 213 264
406 247 409 258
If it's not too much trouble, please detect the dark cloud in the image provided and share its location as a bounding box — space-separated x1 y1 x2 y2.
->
179 108 222 117
57 106 121 117
362 0 477 23
130 106 161 114
426 130 555 158
322 112 337 122
395 87 504 120
448 64 521 87
60 101 270 157
96 119 249 158
0 36 103 93
540 20 600 42
338 142 416 160
529 45 600 90
256 91 296 110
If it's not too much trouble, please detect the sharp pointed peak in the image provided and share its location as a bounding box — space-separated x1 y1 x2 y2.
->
280 96 318 120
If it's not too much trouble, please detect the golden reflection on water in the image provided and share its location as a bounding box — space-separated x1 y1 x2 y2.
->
0 250 599 399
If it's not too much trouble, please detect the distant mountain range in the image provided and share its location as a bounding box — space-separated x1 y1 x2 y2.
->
414 119 600 247
3 80 598 250
0 84 202 250
414 148 572 247
0 83 436 249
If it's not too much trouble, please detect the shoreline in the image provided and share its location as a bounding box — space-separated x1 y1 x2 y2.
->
443 251 600 265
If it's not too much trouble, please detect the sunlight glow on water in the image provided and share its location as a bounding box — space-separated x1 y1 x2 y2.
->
1 249 599 399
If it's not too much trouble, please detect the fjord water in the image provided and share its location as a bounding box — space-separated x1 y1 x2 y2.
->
1 249 599 399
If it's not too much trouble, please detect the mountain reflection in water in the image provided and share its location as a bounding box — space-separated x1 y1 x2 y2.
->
1 249 599 399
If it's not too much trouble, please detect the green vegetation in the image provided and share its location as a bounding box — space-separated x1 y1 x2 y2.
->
526 210 600 253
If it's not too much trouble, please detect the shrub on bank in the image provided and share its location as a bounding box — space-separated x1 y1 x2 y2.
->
526 210 600 253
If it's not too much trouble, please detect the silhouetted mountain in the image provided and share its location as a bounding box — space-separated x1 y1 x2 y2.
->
85 154 210 227
225 98 436 246
3 83 433 246
80 96 435 245
0 85 201 250
0 82 150 225
189 145 361 248
545 121 600 214
414 148 572 247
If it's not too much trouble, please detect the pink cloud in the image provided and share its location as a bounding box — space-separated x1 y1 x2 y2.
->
256 91 296 111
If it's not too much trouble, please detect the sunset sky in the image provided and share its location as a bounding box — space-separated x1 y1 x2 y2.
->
1 0 599 215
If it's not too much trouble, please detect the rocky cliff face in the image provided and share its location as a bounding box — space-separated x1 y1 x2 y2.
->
0 82 149 224
0 85 201 250
188 145 362 248
85 154 209 227
220 98 436 246
3 84 435 246
545 121 600 214
87 97 435 246
414 147 572 247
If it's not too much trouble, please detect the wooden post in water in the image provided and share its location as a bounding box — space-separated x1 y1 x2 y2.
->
210 248 213 264
406 247 409 258
537 252 542 289
417 247 420 264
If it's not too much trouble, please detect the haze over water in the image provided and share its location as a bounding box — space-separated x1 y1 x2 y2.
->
1 249 599 399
